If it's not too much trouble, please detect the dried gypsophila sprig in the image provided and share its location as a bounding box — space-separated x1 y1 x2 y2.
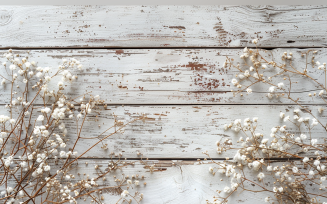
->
206 115 326 204
206 39 327 204
0 49 145 204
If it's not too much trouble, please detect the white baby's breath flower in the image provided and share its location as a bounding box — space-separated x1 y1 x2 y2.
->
273 187 277 192
300 134 307 140
41 107 51 114
9 119 15 125
269 86 275 93
25 62 31 68
60 151 66 158
312 118 318 126
257 172 265 179
303 157 309 163
44 76 51 82
121 190 129 197
283 115 290 122
36 72 43 78
43 165 50 171
9 64 16 70
294 108 301 114
277 82 284 88
244 70 250 77
37 115 44 121
223 186 231 193
231 79 238 86
6 187 13 194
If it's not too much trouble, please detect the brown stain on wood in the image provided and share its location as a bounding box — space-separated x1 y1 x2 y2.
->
185 62 207 71
115 50 124 55
168 26 186 30
143 160 195 171
185 62 228 90
213 17 230 45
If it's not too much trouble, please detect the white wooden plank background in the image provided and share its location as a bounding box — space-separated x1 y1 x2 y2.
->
1 159 278 204
1 5 326 204
1 6 327 48
2 159 321 204
2 105 325 159
1 49 326 105
52 159 325 204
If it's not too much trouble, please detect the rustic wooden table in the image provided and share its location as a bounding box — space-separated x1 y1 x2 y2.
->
1 5 326 204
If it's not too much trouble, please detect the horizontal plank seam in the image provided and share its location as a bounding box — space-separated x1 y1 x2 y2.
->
0 103 325 106
86 158 306 161
1 47 326 50
13 157 309 161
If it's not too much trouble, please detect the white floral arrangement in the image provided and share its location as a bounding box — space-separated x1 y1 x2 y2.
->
206 39 327 204
0 49 145 204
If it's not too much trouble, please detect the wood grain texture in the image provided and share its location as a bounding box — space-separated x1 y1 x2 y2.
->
2 104 325 159
1 5 326 203
1 5 327 48
0 48 326 105
0 159 282 204
3 159 322 204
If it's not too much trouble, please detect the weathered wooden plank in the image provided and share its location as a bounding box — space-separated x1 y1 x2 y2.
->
0 49 326 105
68 160 325 204
1 6 327 48
3 159 321 204
1 105 326 159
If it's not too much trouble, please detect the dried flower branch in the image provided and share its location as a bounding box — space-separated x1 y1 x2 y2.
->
0 50 145 204
206 39 327 204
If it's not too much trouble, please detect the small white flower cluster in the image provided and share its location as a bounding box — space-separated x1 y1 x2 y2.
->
226 46 327 105
0 115 8 123
279 109 319 128
281 51 293 60
215 138 232 154
209 112 327 203
208 47 327 204
315 61 326 70
0 50 144 204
